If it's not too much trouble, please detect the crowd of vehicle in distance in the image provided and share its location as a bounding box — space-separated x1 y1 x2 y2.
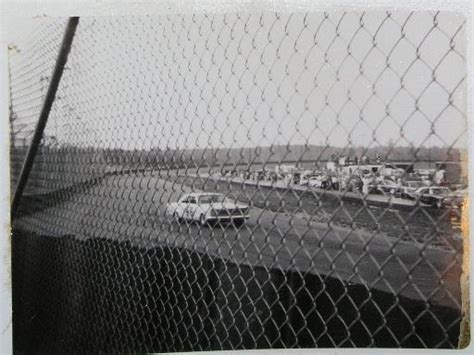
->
301 176 466 209
166 193 250 227
215 157 468 210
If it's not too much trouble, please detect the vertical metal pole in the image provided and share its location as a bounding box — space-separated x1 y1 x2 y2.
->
11 17 79 217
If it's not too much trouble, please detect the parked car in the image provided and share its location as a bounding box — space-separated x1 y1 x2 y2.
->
293 172 302 185
166 193 250 226
344 175 363 193
444 188 468 208
300 174 331 189
400 180 426 199
369 179 401 196
308 176 324 188
412 186 455 208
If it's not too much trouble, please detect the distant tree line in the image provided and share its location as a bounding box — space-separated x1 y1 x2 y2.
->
25 142 463 176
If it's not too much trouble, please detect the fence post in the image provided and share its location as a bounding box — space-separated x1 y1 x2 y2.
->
11 17 79 217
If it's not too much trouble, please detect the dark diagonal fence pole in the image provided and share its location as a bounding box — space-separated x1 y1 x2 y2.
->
11 17 79 217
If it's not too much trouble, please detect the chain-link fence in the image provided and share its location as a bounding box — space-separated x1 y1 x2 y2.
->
10 11 468 352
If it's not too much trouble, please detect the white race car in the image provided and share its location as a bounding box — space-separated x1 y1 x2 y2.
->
166 192 250 226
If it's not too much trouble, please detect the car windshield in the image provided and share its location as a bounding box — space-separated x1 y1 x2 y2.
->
432 188 451 195
199 194 226 204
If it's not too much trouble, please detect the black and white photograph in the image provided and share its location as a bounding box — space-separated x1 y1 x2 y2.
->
4 1 472 353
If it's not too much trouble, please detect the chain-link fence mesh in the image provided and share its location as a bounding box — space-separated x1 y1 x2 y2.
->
10 11 468 352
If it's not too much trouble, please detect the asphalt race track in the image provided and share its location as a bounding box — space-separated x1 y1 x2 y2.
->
15 171 463 309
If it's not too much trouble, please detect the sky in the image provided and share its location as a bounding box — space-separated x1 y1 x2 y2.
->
7 11 468 152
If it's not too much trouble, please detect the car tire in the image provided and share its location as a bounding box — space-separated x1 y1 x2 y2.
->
433 199 442 209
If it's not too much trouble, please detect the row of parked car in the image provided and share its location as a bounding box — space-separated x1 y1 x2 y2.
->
362 179 466 208
299 173 467 208
219 168 467 209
